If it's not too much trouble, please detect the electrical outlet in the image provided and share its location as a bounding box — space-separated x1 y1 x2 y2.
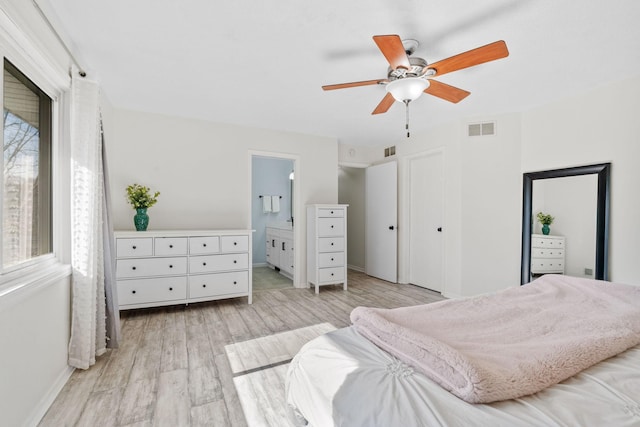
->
584 268 593 276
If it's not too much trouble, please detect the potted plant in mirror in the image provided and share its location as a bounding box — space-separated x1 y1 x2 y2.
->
126 184 160 231
536 212 554 235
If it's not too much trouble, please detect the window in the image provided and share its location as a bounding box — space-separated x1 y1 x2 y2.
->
2 59 52 269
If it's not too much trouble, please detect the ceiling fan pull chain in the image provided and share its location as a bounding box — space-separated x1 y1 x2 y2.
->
404 99 410 138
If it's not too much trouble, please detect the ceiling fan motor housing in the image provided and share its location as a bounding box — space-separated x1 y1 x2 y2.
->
387 57 430 80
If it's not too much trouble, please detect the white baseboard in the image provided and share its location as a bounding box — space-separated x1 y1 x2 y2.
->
442 291 462 299
252 262 268 268
27 365 74 427
347 264 365 273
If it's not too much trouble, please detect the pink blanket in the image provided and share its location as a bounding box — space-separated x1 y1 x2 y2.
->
351 275 640 403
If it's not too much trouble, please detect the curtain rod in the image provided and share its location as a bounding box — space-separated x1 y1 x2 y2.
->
31 0 86 77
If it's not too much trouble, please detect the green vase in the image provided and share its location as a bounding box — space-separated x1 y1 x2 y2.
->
134 208 149 231
542 224 550 235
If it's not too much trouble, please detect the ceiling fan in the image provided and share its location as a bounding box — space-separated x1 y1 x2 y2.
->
322 35 509 135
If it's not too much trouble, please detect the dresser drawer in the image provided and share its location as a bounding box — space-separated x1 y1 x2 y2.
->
318 237 344 252
189 271 249 299
116 238 153 258
318 267 345 283
318 218 344 237
318 208 344 218
116 257 188 279
118 277 187 306
154 237 188 256
189 253 249 274
531 237 565 248
531 259 564 273
190 236 220 255
221 235 249 252
318 252 344 268
531 248 564 258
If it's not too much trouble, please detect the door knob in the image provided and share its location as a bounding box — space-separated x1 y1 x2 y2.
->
437 227 442 232
389 225 395 230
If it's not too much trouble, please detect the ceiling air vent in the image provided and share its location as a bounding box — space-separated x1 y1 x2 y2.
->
384 145 396 157
468 121 496 137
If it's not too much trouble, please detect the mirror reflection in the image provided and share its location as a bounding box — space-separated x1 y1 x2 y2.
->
531 175 598 279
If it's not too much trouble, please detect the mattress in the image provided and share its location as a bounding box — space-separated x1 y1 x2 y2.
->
286 326 640 427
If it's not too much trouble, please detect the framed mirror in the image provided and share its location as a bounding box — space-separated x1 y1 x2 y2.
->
520 163 610 285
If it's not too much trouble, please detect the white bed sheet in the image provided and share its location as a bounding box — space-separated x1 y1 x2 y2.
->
286 326 640 427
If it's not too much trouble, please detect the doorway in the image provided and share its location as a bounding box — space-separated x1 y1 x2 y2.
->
408 150 444 292
250 154 298 291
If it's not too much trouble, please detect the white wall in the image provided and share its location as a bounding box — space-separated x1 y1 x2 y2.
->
338 166 366 270
393 113 522 297
108 108 339 286
522 74 640 285
0 275 72 427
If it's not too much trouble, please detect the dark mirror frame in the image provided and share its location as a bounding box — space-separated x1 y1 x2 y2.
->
520 163 611 285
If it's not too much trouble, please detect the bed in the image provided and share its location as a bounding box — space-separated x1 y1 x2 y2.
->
286 275 640 426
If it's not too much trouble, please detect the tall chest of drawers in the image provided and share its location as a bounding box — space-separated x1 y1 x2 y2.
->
115 230 253 309
306 204 348 294
530 234 565 275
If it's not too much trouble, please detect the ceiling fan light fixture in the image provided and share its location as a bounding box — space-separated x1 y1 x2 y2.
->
386 77 430 102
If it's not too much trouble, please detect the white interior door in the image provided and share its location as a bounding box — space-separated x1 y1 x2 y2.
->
366 161 397 282
409 151 444 292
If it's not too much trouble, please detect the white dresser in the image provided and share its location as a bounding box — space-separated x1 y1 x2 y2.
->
115 230 253 309
530 234 565 274
306 204 348 294
266 225 294 278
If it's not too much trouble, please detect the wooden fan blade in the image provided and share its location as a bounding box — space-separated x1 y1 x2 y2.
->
426 40 509 77
424 80 471 103
322 79 386 91
372 92 396 115
373 35 410 70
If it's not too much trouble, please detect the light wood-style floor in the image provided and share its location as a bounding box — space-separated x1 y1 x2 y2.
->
39 270 444 427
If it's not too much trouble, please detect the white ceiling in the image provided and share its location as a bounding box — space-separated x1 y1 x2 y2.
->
43 0 640 147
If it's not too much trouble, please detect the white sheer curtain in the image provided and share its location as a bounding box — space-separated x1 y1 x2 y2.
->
67 72 107 369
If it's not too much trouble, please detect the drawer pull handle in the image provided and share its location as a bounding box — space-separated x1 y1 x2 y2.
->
331 273 334 276
203 262 207 266
234 242 237 245
331 258 334 261
233 281 237 284
132 290 136 294
203 243 207 247
169 287 173 291
202 284 207 288
132 266 136 270
331 225 334 229
169 265 173 268
169 244 173 248
233 260 237 264
132 245 137 249
331 211 334 214
331 243 334 246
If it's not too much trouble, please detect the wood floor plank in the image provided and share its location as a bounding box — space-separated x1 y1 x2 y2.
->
217 300 253 342
160 310 188 372
189 365 223 406
75 388 122 427
117 378 157 425
214 353 248 427
153 369 190 427
190 400 230 427
186 322 216 369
